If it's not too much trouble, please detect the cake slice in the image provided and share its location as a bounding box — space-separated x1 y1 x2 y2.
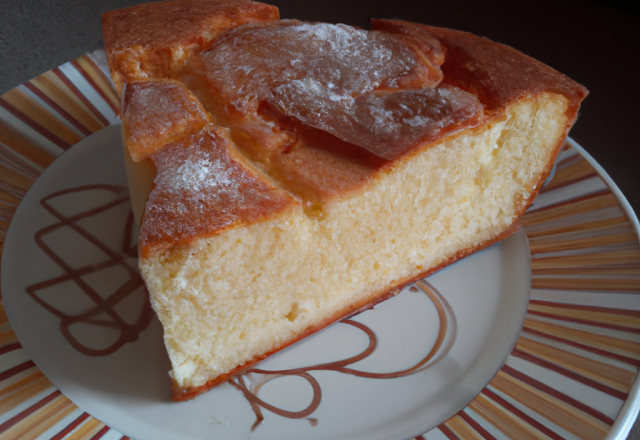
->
103 0 587 401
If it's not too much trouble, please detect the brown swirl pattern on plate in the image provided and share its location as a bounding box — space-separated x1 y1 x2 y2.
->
25 185 152 356
230 280 456 431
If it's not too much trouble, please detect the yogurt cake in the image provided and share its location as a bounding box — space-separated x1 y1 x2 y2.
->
102 0 587 400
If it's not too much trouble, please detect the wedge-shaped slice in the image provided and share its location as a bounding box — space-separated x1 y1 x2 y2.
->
103 1 587 401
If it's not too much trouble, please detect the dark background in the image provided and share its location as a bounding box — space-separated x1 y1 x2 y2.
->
0 0 639 437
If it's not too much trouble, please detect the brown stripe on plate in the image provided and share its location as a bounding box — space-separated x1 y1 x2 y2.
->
491 368 611 439
467 392 548 440
511 347 629 400
71 57 119 115
52 67 111 127
0 343 20 356
0 361 36 383
2 393 76 439
523 320 640 365
24 83 93 137
542 154 599 192
531 276 640 292
528 300 640 326
480 388 565 440
89 424 112 440
1 89 82 147
0 98 70 151
438 422 461 440
76 55 119 111
0 117 56 170
458 410 499 440
49 412 90 440
0 369 54 416
0 390 61 433
29 73 106 134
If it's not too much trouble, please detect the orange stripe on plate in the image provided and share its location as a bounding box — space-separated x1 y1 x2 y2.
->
445 414 485 440
531 250 640 268
0 118 55 170
1 392 76 440
529 231 638 254
0 163 35 193
489 371 610 440
52 68 110 128
0 370 53 415
25 81 94 136
468 393 546 440
64 416 106 440
523 193 618 226
531 276 640 292
542 156 598 192
532 266 640 277
524 318 640 361
72 57 119 115
1 89 81 147
525 216 628 239
516 336 634 392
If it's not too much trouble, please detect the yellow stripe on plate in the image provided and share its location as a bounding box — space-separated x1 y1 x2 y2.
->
516 336 635 392
445 414 485 440
489 372 609 440
2 394 76 440
524 318 640 361
0 370 53 416
1 89 82 146
65 416 106 440
523 193 619 227
468 393 547 440
29 75 105 134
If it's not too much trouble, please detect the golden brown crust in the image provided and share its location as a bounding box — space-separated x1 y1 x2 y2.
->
102 0 279 95
139 125 297 257
122 79 210 161
371 19 588 119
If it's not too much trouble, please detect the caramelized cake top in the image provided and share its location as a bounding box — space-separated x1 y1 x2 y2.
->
122 80 210 161
140 125 296 257
371 20 588 119
103 1 587 256
102 0 279 94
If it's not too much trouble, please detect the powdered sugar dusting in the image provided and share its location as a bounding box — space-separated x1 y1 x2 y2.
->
124 80 208 161
140 127 294 255
202 21 425 114
198 21 478 160
274 85 484 159
171 155 235 195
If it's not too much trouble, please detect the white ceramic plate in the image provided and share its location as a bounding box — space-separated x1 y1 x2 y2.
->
1 125 532 440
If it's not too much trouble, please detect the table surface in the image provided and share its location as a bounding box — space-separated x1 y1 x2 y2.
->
0 0 638 438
